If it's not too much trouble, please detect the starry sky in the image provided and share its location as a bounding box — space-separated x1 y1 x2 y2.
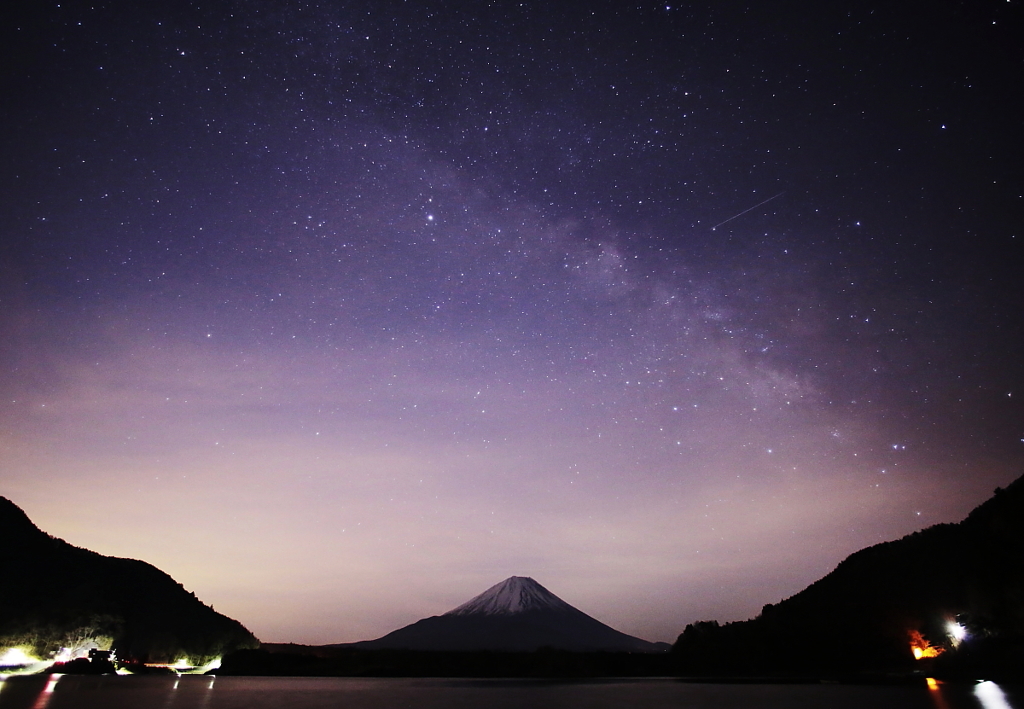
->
2 0 1022 645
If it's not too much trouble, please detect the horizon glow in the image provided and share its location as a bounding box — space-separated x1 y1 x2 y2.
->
2 1 1021 645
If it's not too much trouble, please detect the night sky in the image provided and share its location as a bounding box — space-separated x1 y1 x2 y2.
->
2 0 1022 645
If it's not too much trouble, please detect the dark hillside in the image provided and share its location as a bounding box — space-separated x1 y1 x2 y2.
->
0 497 258 664
672 477 1024 677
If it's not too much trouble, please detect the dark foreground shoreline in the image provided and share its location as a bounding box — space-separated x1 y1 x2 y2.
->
5 674 1020 709
208 645 1023 684
216 645 676 679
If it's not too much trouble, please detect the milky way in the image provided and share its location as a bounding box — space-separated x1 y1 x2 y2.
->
1 1 1021 644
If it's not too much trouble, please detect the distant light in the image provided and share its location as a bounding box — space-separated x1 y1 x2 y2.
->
909 629 943 659
0 648 37 666
947 620 968 645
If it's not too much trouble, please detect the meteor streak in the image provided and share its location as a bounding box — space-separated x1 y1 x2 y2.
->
711 192 784 230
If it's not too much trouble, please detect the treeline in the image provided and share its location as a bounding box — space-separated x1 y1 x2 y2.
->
671 477 1024 680
0 614 117 660
1 497 258 664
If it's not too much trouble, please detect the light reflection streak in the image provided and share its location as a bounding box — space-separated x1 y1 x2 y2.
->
975 681 1014 709
926 677 951 709
197 675 216 709
161 677 181 709
31 674 62 709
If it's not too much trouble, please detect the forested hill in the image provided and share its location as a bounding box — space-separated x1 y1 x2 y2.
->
672 476 1024 677
0 497 258 664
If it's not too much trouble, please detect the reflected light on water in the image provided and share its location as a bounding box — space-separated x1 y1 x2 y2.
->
160 677 181 709
2 676 1021 709
926 677 951 709
975 681 1014 709
197 676 216 709
31 674 62 709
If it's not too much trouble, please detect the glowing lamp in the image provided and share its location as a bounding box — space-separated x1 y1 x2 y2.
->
0 648 38 666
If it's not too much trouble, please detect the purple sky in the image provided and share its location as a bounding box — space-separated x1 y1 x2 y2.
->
2 1 1022 645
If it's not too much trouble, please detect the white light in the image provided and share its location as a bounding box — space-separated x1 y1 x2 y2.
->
946 621 968 644
0 648 37 666
975 681 1013 709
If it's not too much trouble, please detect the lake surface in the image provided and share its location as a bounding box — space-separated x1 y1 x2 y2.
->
0 674 1019 709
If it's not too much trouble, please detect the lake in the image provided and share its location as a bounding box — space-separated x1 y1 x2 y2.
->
0 674 1019 709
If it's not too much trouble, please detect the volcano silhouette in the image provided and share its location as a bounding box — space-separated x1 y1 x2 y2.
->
350 576 664 652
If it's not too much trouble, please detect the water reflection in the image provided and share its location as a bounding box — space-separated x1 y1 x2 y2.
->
30 674 61 709
0 675 1018 709
197 676 215 709
160 677 180 709
927 677 951 709
975 682 1014 709
155 675 216 709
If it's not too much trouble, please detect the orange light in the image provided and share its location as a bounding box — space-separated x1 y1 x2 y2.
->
909 629 944 660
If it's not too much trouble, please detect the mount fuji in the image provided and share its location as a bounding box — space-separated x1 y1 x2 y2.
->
348 577 667 652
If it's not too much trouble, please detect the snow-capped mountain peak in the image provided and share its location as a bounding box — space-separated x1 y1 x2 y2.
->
444 576 575 616
352 575 665 651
